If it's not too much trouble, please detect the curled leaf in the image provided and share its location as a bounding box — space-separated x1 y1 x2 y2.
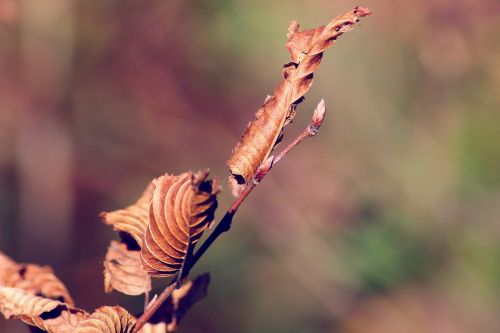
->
4 265 74 306
0 251 17 284
0 252 74 305
0 287 87 332
141 171 220 276
43 308 89 333
227 6 371 194
104 240 152 296
0 287 62 321
101 183 153 296
0 251 16 267
76 306 136 333
140 323 167 333
101 183 154 246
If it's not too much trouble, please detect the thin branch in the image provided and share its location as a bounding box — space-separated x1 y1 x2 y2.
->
274 99 325 164
132 100 326 333
134 243 192 333
133 283 177 332
191 99 326 267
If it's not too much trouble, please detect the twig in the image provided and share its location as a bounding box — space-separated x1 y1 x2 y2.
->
132 100 326 333
190 99 325 266
274 99 325 165
134 242 192 332
134 283 177 332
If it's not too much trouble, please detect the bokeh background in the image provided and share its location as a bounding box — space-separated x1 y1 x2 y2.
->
1 0 499 332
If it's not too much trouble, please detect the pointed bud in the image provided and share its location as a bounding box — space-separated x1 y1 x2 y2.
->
308 99 326 135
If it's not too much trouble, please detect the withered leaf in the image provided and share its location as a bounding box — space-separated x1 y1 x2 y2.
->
101 183 153 296
139 323 166 333
0 252 74 306
104 240 152 296
147 273 210 333
76 306 135 333
141 171 219 276
101 183 154 246
227 6 372 194
0 287 62 323
43 308 89 333
0 251 17 284
0 287 88 332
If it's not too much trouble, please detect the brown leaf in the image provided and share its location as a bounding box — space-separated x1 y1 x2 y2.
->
76 306 136 333
0 287 87 332
43 308 89 333
104 240 152 296
101 183 154 246
0 251 17 284
147 273 210 332
0 252 74 306
227 6 372 192
0 287 62 322
141 171 219 276
139 323 166 333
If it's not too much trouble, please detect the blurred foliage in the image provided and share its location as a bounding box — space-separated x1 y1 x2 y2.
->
1 0 499 332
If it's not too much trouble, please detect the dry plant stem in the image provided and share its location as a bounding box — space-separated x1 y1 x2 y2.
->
134 244 191 333
274 130 315 165
133 110 324 333
133 282 177 332
132 198 248 333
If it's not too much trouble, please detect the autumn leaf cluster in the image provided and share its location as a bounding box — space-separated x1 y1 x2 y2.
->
0 6 371 333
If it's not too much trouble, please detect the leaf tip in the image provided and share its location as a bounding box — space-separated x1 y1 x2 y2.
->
287 20 299 39
354 6 373 17
99 211 108 221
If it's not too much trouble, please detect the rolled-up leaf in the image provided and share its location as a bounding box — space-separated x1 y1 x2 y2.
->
103 240 152 296
227 6 372 195
101 183 154 246
0 251 74 305
141 171 219 277
0 287 87 332
76 306 135 333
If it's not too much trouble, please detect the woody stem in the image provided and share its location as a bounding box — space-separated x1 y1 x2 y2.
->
132 121 320 333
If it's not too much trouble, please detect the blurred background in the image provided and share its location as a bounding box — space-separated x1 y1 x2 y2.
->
1 0 499 332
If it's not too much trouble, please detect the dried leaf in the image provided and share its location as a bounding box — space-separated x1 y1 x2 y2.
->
0 287 62 322
147 273 210 332
76 306 136 333
141 171 219 276
0 251 17 284
43 308 89 333
0 251 16 267
0 252 74 306
101 183 153 296
0 287 87 332
104 240 152 296
227 6 372 192
101 183 154 246
139 323 166 333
